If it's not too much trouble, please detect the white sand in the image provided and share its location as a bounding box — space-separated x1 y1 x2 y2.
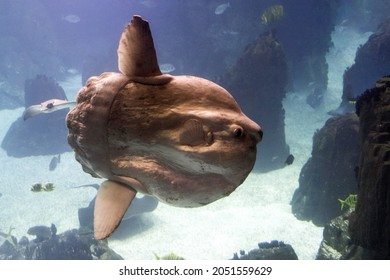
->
0 26 370 260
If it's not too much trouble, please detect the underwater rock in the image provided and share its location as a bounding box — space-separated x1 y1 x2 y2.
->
316 210 376 260
1 75 71 157
349 76 390 259
0 228 122 260
0 227 18 257
18 236 29 247
316 210 355 260
27 224 57 241
0 239 23 260
291 113 360 226
154 252 185 260
219 31 289 171
339 18 390 114
27 225 53 241
24 75 67 109
232 240 298 260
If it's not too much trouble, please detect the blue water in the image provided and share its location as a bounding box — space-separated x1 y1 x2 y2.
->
0 0 387 259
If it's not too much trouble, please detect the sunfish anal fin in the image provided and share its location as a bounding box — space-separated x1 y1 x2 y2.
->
118 15 172 85
94 180 136 240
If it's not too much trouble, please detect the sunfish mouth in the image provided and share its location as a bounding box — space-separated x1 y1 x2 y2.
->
248 123 263 144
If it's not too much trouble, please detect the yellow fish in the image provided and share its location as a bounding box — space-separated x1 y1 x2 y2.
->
31 183 43 192
261 5 284 26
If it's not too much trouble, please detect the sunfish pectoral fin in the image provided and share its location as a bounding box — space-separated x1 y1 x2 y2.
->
179 119 207 146
94 180 137 240
22 99 76 121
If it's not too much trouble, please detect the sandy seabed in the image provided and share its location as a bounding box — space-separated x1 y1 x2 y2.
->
0 26 371 260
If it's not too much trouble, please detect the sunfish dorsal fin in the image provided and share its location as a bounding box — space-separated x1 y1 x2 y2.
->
94 180 137 240
118 15 162 78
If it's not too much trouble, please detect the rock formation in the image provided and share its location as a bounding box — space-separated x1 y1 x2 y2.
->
315 209 377 260
232 240 298 260
0 226 122 260
316 76 390 260
219 31 289 172
316 210 356 260
349 76 390 259
1 75 70 157
291 113 360 226
339 19 390 113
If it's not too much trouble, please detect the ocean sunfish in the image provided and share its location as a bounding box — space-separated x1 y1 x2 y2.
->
26 15 262 240
66 16 262 239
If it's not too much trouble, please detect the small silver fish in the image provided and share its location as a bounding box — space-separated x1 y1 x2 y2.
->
215 2 230 15
285 154 295 165
222 30 239 36
67 68 79 75
62 14 80 23
140 0 157 8
49 154 61 171
31 183 43 192
159 63 175 74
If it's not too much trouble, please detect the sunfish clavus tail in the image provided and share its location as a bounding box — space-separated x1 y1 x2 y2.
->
93 16 172 240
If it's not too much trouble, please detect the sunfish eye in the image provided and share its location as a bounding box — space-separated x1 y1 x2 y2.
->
233 127 244 138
